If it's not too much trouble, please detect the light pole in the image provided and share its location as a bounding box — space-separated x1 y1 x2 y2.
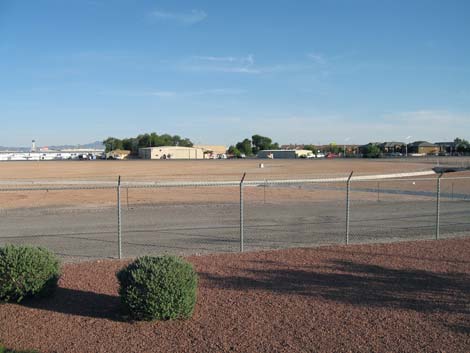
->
405 136 412 157
344 137 350 158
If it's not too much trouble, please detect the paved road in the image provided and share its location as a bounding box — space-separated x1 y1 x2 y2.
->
0 199 469 262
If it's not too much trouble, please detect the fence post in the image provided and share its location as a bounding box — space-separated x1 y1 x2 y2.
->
377 181 380 202
264 179 267 204
117 175 122 259
346 171 354 245
240 173 246 252
436 173 443 240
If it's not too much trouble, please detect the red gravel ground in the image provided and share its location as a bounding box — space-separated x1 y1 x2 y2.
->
1 238 469 353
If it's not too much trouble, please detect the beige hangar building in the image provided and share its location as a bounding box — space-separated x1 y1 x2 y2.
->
194 145 227 158
139 146 205 160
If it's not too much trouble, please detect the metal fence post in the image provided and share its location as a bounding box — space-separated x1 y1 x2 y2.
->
240 173 246 252
346 171 353 245
436 173 443 240
117 175 122 259
264 179 267 204
377 181 380 202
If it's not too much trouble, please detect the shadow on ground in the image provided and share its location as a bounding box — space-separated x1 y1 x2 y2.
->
200 259 470 316
22 287 123 321
20 259 470 328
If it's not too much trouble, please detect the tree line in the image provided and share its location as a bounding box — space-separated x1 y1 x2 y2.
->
103 133 193 154
103 134 470 157
454 138 470 153
362 137 470 158
227 134 279 157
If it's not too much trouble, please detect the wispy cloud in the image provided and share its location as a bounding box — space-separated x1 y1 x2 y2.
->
385 110 470 124
99 88 244 98
307 53 327 65
193 55 254 65
149 9 207 25
182 55 261 74
146 91 177 98
176 53 332 75
186 88 245 96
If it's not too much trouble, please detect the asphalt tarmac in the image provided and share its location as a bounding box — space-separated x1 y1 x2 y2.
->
1 197 469 262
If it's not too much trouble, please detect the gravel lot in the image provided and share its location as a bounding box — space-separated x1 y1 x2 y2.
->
0 238 469 353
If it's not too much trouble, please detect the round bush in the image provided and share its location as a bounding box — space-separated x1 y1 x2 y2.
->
0 245 60 303
117 255 198 321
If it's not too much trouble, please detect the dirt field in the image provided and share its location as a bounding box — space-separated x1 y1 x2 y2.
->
0 159 469 210
1 238 469 353
0 159 439 182
0 158 463 209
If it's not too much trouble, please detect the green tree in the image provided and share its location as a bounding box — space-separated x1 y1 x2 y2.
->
364 144 381 158
251 134 272 154
236 139 253 156
122 138 139 154
103 137 124 152
171 135 181 146
178 138 193 147
326 143 341 154
158 134 173 146
227 145 241 157
454 138 470 153
251 134 279 154
304 144 317 152
137 134 151 148
106 132 194 153
150 132 159 147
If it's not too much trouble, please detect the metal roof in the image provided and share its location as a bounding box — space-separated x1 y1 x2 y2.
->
409 141 437 147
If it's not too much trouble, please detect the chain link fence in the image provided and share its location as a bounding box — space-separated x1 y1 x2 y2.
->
0 173 469 262
0 186 118 261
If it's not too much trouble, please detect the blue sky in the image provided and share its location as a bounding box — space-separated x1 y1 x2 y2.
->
1 0 469 147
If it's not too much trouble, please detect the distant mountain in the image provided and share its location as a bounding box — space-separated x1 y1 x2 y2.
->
0 141 104 152
0 146 30 152
47 141 105 150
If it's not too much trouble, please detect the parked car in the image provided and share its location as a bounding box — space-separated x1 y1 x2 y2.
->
389 152 403 157
326 153 339 158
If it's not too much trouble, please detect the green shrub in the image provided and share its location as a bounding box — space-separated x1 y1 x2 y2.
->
117 255 198 321
0 245 60 303
0 343 39 353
